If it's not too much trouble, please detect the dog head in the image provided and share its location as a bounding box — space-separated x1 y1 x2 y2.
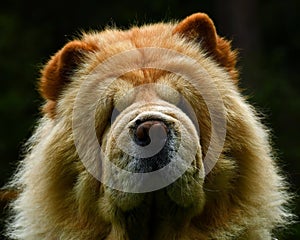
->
37 12 239 228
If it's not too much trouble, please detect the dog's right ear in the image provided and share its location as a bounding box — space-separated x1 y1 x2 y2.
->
173 13 238 81
40 40 98 117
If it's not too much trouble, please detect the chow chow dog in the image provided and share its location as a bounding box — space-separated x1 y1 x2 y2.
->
5 13 291 239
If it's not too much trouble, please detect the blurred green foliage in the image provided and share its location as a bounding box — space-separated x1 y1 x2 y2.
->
0 0 299 239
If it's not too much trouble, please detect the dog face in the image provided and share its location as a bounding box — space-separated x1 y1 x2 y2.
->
99 81 205 212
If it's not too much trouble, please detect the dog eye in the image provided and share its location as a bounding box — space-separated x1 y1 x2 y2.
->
176 96 198 128
155 84 180 105
110 107 121 124
110 94 133 125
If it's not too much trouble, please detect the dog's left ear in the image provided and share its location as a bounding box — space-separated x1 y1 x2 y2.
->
173 13 238 81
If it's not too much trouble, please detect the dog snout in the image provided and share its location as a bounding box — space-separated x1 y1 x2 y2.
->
134 120 168 147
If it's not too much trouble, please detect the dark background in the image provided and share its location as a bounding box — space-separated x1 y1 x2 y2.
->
0 0 299 239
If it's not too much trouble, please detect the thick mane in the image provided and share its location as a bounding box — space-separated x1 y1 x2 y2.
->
5 13 292 240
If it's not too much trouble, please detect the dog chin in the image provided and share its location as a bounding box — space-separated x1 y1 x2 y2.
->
102 143 205 212
104 168 205 213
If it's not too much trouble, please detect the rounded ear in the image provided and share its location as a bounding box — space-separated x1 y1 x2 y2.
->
40 40 98 117
173 13 238 81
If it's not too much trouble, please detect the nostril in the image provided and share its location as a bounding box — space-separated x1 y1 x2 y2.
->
148 123 168 143
135 122 151 146
134 120 168 146
135 119 142 126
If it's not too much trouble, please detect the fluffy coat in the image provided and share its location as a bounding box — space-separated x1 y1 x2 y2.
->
6 13 292 240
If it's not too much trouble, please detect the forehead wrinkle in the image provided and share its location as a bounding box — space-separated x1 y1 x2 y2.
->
120 69 169 86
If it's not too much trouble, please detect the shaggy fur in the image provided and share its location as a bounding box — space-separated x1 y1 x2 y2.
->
6 13 292 239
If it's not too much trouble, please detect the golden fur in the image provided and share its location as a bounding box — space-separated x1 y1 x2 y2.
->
6 13 291 239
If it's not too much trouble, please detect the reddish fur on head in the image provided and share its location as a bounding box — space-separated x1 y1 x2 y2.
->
40 13 237 118
173 13 238 80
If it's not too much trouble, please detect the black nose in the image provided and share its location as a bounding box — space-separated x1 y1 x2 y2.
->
134 120 168 147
